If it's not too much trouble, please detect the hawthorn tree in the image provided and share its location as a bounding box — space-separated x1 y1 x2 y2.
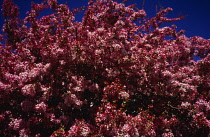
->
0 0 210 136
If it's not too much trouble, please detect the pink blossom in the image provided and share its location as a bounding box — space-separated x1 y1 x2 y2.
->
46 113 61 124
162 132 174 137
9 118 24 131
112 43 121 50
35 102 48 113
19 128 31 137
4 72 20 83
162 70 173 77
74 99 83 109
124 7 135 14
64 93 77 107
194 99 210 112
19 71 28 83
115 3 124 10
0 81 10 90
21 84 36 97
122 123 132 132
28 68 41 81
68 120 90 136
119 91 130 99
115 20 125 27
181 102 191 109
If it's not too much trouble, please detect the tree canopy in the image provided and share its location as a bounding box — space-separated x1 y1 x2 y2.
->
0 0 209 136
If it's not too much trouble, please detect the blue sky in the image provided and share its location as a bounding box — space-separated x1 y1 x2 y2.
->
0 0 210 39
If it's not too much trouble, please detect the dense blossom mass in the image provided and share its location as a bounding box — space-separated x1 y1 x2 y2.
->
0 0 210 136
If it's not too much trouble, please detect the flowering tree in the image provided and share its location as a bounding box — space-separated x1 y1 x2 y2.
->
0 0 210 136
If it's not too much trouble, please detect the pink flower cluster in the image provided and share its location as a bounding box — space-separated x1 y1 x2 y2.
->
0 0 209 136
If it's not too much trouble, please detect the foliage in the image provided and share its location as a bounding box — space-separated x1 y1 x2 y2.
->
0 0 209 136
